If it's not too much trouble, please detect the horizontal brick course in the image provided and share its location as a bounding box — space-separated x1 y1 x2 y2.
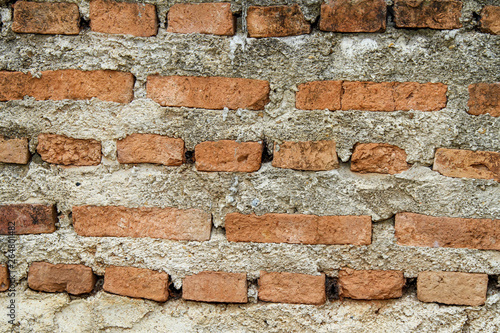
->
296 80 342 111
351 143 409 175
467 83 500 117
117 134 185 166
28 262 96 295
319 0 386 33
37 134 102 166
272 140 339 171
480 6 500 35
338 269 405 300
0 265 9 292
247 5 310 38
0 204 56 235
182 272 247 303
0 136 30 164
394 0 463 30
433 148 499 181
195 140 263 172
167 3 235 36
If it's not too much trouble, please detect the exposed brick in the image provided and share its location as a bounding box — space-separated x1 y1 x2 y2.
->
272 140 339 171
351 143 410 175
467 83 500 117
417 271 488 306
72 206 212 241
0 204 56 235
182 272 247 303
394 0 463 30
247 5 310 38
394 82 448 111
12 1 80 35
117 134 185 166
433 148 500 181
0 136 30 164
319 0 386 33
258 271 326 305
480 6 500 35
226 213 372 245
0 70 134 103
296 80 342 110
338 269 405 300
103 266 169 302
167 3 235 36
37 134 102 166
28 262 96 295
0 265 9 292
195 141 263 172
147 75 270 110
395 212 500 250
90 0 158 37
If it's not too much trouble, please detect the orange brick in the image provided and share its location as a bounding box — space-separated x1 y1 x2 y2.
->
167 3 235 36
319 0 386 33
226 213 372 245
247 5 310 38
272 140 339 171
395 212 500 250
467 83 500 117
195 141 263 172
117 134 185 166
351 143 409 175
295 81 342 110
37 134 101 166
182 272 247 303
0 136 30 164
480 6 500 35
394 82 448 111
0 204 56 235
0 265 9 292
28 262 96 295
147 75 270 110
338 269 405 300
433 148 499 181
394 0 462 29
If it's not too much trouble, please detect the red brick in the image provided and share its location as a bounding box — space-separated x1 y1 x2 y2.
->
0 136 30 164
480 6 500 35
417 271 488 306
72 206 212 241
338 269 405 300
0 204 56 235
351 143 410 175
395 212 500 250
319 0 386 32
0 70 134 103
167 3 235 36
12 1 80 35
0 265 9 292
394 0 463 29
37 134 101 166
147 75 270 110
433 148 499 181
195 140 263 172
394 82 448 111
182 272 247 303
117 134 185 166
90 0 158 37
103 266 169 302
296 80 342 110
28 262 96 295
467 83 500 117
272 140 339 171
258 271 326 305
247 5 310 38
226 213 372 245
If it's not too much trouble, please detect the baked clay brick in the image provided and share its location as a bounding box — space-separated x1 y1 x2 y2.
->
394 0 463 29
0 136 30 164
433 148 499 181
258 271 326 305
417 271 488 306
395 212 500 250
103 266 169 302
0 204 56 235
351 143 410 175
182 271 247 303
272 141 339 171
167 3 235 36
467 83 500 117
226 213 372 245
480 6 500 35
296 81 342 110
72 205 212 241
12 1 80 35
338 269 405 300
0 265 9 292
319 0 386 33
37 134 102 166
394 82 448 111
147 75 270 110
195 141 263 172
117 134 185 166
247 5 310 38
0 70 134 103
28 262 96 295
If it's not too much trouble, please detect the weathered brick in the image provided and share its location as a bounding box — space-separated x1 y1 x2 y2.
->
0 204 56 235
395 212 500 250
319 0 386 32
417 271 488 306
72 206 212 241
467 83 500 117
147 75 270 110
272 141 339 171
247 5 310 38
480 6 500 35
28 262 96 295
433 148 499 181
0 70 134 103
226 213 372 245
12 1 80 35
182 272 247 303
0 136 30 164
117 134 185 166
295 80 342 110
103 266 169 302
0 265 9 292
338 269 405 300
195 141 263 172
37 134 102 166
90 0 158 37
167 3 235 36
394 0 462 29
394 82 448 111
258 271 326 305
351 143 409 175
